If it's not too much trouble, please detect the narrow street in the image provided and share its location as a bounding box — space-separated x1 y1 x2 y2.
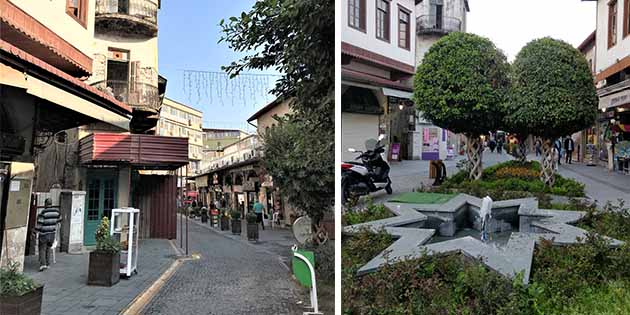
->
141 217 304 315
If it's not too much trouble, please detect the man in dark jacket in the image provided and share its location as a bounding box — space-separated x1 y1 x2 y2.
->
564 136 575 164
35 198 62 271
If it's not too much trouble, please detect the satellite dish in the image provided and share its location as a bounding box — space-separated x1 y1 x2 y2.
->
292 216 313 244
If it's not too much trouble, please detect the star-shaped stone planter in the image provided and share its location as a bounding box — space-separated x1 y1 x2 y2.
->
343 194 623 284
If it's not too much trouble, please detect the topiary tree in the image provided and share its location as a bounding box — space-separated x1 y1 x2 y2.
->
414 32 510 180
508 38 598 186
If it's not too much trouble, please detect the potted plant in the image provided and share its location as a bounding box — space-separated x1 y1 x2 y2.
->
87 217 120 286
246 212 259 241
230 210 242 235
0 262 43 315
220 210 230 231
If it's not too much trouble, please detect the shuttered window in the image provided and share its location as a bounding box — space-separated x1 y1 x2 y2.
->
624 0 630 38
348 0 366 31
398 7 410 49
609 0 618 48
66 0 88 28
376 0 390 42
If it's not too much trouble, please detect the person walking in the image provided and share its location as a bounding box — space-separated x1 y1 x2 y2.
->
555 138 563 166
564 136 575 164
535 138 542 157
253 200 265 230
34 198 61 271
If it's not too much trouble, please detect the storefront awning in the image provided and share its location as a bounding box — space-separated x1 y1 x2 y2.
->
383 87 413 100
598 86 630 111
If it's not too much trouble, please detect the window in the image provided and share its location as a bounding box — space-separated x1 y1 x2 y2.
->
66 0 88 27
376 0 390 41
398 7 410 49
609 0 618 48
624 0 630 38
348 0 366 31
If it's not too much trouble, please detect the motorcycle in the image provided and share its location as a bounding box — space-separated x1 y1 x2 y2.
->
341 134 392 205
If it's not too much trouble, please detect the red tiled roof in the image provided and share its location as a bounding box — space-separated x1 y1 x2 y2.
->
0 39 132 114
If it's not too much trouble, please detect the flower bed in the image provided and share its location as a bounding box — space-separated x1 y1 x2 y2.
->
441 161 585 197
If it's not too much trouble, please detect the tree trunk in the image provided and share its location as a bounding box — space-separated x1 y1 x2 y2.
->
466 135 483 180
540 139 555 187
517 136 528 164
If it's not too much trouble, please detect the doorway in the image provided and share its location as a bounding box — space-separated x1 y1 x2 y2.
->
84 170 117 245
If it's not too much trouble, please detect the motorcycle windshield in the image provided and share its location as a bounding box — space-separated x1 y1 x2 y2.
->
365 138 378 151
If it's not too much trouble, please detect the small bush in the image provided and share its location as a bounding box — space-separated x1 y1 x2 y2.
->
343 201 393 226
0 262 38 297
95 217 119 253
302 240 335 283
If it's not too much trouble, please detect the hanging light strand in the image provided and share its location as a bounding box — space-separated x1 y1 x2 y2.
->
181 70 281 107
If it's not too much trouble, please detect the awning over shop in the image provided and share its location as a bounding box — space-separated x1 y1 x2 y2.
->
383 87 413 100
0 41 131 130
598 84 630 110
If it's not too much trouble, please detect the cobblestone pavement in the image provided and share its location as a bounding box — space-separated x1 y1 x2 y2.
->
141 216 304 315
23 239 177 315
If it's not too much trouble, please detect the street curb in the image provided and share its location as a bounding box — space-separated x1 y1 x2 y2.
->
120 258 183 315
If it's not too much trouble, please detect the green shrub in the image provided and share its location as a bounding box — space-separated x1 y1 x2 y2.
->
230 210 241 220
302 240 335 283
443 160 584 197
95 216 119 254
0 262 39 297
245 212 257 224
343 201 393 226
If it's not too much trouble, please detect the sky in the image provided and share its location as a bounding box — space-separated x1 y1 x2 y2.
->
158 1 276 132
467 0 597 61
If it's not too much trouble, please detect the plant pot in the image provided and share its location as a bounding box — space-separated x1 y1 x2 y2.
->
0 285 43 315
88 251 120 286
220 216 230 230
247 223 259 241
231 219 242 234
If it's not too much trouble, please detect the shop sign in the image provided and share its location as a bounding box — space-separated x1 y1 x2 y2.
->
600 89 630 110
243 182 255 191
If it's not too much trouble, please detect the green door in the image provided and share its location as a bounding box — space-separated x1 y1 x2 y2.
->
84 172 117 245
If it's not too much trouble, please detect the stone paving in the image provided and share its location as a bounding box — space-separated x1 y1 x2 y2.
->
141 215 305 315
556 160 630 207
23 239 178 315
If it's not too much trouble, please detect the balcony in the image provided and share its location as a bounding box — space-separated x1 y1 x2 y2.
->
92 80 161 113
416 15 462 35
95 0 158 38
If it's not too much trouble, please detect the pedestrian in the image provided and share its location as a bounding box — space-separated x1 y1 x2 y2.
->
555 138 563 165
432 160 447 186
497 138 503 154
535 138 542 157
34 198 61 271
253 200 265 230
564 136 575 164
488 139 496 153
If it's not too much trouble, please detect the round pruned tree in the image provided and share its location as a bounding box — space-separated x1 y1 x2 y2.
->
414 32 510 180
508 37 598 186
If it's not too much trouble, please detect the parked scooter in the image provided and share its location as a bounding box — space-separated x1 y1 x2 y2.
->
341 134 392 205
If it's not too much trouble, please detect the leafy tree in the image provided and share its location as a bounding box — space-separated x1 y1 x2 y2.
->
414 32 510 180
508 38 598 186
220 0 334 229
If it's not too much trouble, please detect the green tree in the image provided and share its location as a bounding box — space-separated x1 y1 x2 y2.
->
508 38 598 186
414 32 510 180
220 0 333 229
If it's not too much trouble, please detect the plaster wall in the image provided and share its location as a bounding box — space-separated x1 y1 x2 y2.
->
595 0 630 74
341 0 416 67
9 0 96 58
